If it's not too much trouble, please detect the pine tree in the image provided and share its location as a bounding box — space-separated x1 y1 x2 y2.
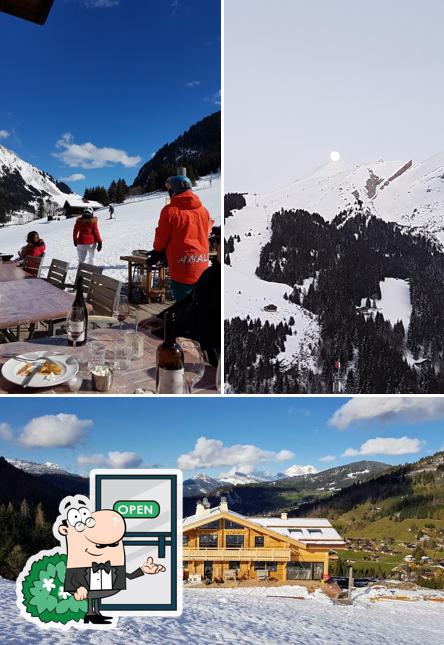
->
37 198 45 219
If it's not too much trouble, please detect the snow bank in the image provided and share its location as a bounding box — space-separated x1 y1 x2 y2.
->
0 177 220 284
1 578 443 644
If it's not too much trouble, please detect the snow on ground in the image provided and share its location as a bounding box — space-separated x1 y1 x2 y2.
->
225 195 320 372
0 177 220 284
2 578 444 644
360 278 412 330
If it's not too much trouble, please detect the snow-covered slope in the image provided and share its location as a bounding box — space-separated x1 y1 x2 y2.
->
0 176 220 283
1 577 443 644
256 154 444 241
284 464 318 477
0 144 74 210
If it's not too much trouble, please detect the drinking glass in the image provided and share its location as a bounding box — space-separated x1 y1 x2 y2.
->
66 307 86 350
113 336 130 370
114 294 130 331
86 341 107 370
216 357 221 392
181 339 205 393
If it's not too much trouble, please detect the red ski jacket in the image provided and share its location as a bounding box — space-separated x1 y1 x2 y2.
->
73 216 102 245
153 190 213 284
19 241 46 259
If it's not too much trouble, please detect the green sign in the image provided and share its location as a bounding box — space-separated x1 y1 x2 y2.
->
114 500 160 519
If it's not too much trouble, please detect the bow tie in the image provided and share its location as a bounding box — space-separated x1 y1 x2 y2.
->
92 561 111 574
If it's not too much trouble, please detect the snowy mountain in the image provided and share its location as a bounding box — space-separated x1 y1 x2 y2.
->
183 473 224 497
257 155 444 243
5 458 70 476
0 143 73 216
283 464 318 477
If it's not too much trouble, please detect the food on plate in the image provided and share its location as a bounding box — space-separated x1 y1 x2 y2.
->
16 359 64 378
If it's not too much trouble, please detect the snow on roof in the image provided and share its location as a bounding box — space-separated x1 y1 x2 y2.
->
183 506 345 546
63 196 103 209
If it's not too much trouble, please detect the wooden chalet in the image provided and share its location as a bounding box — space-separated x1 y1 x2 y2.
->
63 196 103 219
0 0 54 25
183 498 345 582
263 304 278 312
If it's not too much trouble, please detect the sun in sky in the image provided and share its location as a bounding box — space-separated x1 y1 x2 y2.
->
330 151 341 162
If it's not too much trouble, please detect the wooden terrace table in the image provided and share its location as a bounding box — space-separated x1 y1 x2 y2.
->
120 255 166 302
0 327 217 394
0 262 31 283
0 278 84 331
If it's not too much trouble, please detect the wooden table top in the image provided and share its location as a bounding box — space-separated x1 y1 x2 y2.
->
0 263 30 283
0 278 80 328
0 327 217 395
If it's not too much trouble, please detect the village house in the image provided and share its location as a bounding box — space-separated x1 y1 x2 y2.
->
62 196 103 219
183 498 345 582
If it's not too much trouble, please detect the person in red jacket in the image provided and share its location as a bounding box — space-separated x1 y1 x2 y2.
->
73 207 102 265
151 176 213 302
18 231 46 260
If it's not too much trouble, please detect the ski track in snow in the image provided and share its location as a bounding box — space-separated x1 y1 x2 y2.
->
0 177 220 284
2 579 444 644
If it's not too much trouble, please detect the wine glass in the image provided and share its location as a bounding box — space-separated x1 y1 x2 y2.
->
66 307 85 350
114 294 130 331
181 340 205 393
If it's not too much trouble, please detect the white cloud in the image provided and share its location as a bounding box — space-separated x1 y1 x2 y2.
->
330 397 444 430
0 423 13 441
0 130 10 140
177 436 293 471
54 133 141 169
319 455 336 462
342 436 424 457
186 81 201 88
60 173 86 182
205 89 221 106
19 414 92 447
77 451 142 468
81 0 119 8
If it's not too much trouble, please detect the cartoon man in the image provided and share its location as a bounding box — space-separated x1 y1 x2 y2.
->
57 496 166 625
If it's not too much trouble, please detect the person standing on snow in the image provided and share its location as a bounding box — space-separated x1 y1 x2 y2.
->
73 207 102 265
108 204 114 219
149 175 213 302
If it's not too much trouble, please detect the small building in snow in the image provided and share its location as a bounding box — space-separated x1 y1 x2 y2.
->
264 304 278 312
63 197 103 219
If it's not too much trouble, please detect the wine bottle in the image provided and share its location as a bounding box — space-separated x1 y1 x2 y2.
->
67 276 88 347
156 312 184 393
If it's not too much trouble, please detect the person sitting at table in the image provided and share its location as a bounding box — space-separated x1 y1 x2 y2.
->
18 231 46 260
139 226 221 367
147 175 214 302
73 207 102 265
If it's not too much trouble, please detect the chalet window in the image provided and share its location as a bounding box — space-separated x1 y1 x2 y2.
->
228 561 241 571
199 520 221 529
199 534 218 548
307 529 323 535
183 535 189 546
183 561 189 568
289 529 303 535
224 520 244 529
255 536 265 547
226 534 244 548
287 562 319 580
254 561 277 571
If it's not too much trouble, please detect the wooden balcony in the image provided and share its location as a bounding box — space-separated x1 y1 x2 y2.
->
183 547 292 561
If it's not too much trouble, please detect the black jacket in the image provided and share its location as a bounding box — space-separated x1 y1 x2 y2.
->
64 565 143 593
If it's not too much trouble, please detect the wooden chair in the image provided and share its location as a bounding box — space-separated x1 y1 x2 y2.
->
65 262 103 297
87 274 122 316
22 253 45 277
46 259 69 289
223 569 237 583
147 265 166 303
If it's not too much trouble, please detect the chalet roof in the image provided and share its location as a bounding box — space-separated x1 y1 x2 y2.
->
183 505 345 548
0 0 54 25
63 197 103 209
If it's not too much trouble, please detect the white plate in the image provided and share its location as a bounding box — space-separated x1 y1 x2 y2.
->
1 352 79 388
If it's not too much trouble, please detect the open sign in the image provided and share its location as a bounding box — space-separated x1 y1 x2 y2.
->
114 500 160 518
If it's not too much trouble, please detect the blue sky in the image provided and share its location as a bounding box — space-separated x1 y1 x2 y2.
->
0 397 443 478
225 0 444 192
0 0 220 193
